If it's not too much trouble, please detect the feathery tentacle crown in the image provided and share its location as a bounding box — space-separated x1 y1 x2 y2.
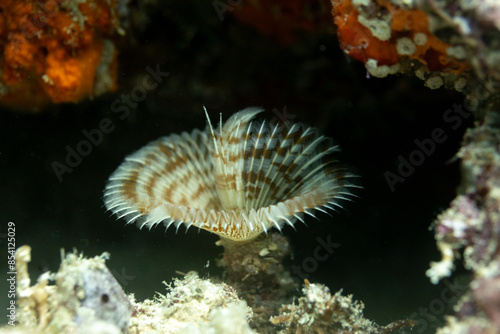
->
104 108 357 241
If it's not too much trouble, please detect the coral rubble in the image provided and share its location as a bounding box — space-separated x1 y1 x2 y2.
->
130 272 255 334
216 233 297 330
329 0 500 332
427 123 500 333
217 233 416 333
271 279 417 333
0 0 126 110
3 245 255 334
3 243 417 334
13 245 133 333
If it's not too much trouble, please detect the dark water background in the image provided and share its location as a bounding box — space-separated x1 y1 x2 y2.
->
0 2 472 333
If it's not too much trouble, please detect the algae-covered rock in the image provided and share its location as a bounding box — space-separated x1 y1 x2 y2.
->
9 245 133 334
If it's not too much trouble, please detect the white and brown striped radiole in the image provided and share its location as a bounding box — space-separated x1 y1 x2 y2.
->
104 108 357 241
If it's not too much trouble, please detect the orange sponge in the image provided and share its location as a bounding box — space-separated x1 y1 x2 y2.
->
332 0 468 74
0 0 122 110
